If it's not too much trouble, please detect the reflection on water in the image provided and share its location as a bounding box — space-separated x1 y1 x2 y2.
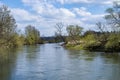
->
0 43 120 80
0 48 22 80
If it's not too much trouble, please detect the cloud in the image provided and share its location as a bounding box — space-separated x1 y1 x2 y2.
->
22 0 76 19
81 14 105 22
10 7 76 36
56 0 94 4
11 8 40 22
54 0 114 5
21 0 79 25
73 7 91 17
102 1 112 5
9 0 111 36
72 7 105 24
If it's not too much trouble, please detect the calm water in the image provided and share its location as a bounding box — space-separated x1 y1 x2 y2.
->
0 43 120 80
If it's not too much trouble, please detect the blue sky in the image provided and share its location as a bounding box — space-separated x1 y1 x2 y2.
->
0 0 115 36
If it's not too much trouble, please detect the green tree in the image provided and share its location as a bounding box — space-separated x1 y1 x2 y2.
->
25 25 40 45
0 5 18 48
66 25 83 44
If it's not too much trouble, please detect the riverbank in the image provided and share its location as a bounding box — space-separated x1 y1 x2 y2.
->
64 40 120 52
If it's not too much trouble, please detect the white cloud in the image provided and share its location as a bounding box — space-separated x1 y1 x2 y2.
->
56 0 94 4
102 1 112 5
21 0 78 24
72 7 105 24
11 8 40 22
23 0 76 19
12 0 110 36
59 8 76 18
73 7 91 17
54 0 114 5
81 14 105 22
10 7 77 36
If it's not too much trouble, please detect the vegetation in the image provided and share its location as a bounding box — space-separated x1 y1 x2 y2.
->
65 1 120 52
54 22 65 42
66 25 83 44
0 1 120 52
0 5 42 49
0 5 24 48
25 25 41 45
105 33 120 51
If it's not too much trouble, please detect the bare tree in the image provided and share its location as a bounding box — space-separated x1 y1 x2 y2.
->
96 22 108 43
105 1 120 32
54 22 65 42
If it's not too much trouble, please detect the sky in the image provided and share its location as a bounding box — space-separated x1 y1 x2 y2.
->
0 0 116 36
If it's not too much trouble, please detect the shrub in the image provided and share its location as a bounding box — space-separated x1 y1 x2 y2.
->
105 33 120 51
82 34 102 50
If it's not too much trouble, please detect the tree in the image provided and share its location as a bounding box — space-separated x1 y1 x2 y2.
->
66 25 83 44
25 25 40 45
104 1 120 51
96 22 108 43
54 22 65 42
0 5 17 48
105 1 120 32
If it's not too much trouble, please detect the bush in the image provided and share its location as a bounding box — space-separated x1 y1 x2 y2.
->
82 34 102 50
105 33 120 51
9 33 25 47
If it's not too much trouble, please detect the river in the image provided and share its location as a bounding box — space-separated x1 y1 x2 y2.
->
0 43 120 80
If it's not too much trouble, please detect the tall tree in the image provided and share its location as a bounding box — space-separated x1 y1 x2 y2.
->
0 5 17 47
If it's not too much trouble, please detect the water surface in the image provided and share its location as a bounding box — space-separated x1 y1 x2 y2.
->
0 43 120 80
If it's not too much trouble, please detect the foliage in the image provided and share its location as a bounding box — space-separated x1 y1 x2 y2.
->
25 25 40 45
66 25 83 44
0 5 21 48
10 33 25 47
81 34 101 50
105 33 120 51
65 44 83 50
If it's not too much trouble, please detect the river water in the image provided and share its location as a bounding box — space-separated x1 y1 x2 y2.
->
0 43 120 80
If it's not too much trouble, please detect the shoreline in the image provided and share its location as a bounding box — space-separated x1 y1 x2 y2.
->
64 43 120 52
